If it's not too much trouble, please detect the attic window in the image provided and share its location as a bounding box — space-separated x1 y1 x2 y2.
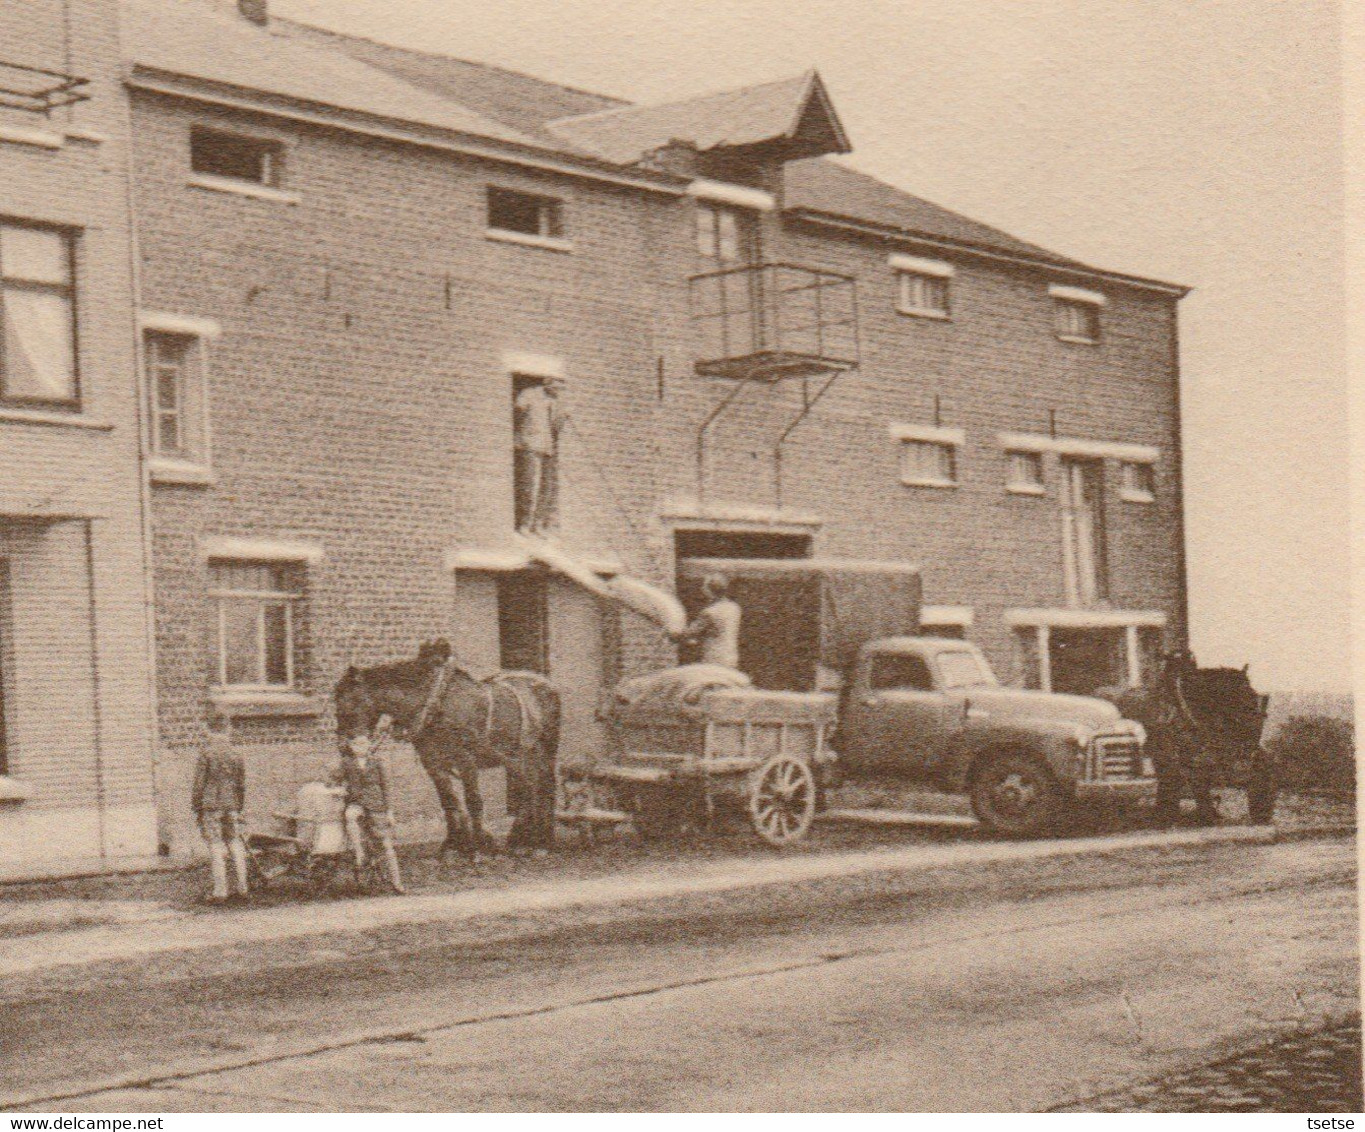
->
487 187 568 248
190 126 282 187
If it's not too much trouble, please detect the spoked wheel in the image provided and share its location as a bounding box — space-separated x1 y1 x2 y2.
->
748 754 816 846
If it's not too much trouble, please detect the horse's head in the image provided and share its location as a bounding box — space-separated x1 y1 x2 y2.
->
334 664 381 749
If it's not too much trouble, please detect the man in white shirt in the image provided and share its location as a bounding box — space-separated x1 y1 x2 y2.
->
671 573 743 672
514 377 566 534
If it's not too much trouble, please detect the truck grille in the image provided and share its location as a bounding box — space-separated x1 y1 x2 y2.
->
1088 736 1146 782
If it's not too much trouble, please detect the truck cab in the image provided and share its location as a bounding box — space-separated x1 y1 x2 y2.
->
838 637 1154 834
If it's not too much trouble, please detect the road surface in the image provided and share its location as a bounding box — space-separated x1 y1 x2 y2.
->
5 835 1358 1112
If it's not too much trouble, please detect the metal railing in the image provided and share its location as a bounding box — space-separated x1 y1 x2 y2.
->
0 60 90 114
689 262 859 381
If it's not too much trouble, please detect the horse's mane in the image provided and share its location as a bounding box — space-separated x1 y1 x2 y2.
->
336 639 471 694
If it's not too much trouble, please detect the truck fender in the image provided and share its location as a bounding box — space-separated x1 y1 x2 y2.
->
954 728 1071 795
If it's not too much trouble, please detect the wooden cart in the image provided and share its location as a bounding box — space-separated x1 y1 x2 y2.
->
564 686 838 846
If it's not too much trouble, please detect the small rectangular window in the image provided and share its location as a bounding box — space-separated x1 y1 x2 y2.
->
487 186 565 240
901 439 957 487
1120 461 1156 502
696 203 753 263
897 272 950 317
190 126 282 187
1055 298 1101 343
1006 450 1045 494
144 331 194 457
209 560 303 691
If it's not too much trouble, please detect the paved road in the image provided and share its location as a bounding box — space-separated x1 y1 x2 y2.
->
7 836 1358 1112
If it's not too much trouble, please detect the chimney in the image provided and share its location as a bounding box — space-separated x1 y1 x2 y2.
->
238 0 268 25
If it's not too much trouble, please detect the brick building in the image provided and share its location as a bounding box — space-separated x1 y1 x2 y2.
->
0 0 159 876
121 0 1189 849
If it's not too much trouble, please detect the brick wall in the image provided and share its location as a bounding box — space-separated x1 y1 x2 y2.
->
131 88 1186 845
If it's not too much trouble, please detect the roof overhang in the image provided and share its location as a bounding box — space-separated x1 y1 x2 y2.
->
783 207 1191 298
128 67 689 198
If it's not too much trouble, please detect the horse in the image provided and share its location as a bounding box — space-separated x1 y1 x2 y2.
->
334 639 561 861
1096 653 1272 825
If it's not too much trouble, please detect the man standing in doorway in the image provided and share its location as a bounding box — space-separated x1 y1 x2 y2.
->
514 376 566 535
671 573 743 672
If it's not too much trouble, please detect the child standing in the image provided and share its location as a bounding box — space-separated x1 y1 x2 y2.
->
192 712 249 904
340 732 405 894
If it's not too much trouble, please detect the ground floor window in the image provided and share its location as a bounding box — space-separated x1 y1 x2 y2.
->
209 560 304 690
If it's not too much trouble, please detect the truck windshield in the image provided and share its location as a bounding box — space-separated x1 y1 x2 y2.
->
936 650 997 689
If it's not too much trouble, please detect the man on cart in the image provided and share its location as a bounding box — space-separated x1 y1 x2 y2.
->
670 573 742 672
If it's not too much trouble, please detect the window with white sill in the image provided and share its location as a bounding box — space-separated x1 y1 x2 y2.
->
1054 297 1101 343
144 329 210 469
209 560 306 693
0 222 79 407
1006 449 1045 494
696 202 758 264
1120 460 1156 502
190 126 284 189
487 186 567 243
901 439 957 487
897 271 950 317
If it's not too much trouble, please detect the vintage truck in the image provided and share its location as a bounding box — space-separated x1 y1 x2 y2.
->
835 635 1155 834
654 556 1157 836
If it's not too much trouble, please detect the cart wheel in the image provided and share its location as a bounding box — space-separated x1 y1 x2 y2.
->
748 755 816 846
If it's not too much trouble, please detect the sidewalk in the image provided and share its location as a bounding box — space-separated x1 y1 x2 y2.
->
1 822 1344 983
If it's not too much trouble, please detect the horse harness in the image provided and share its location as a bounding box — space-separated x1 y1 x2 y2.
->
408 660 535 753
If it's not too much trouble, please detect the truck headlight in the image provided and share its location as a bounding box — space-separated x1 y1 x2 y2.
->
1131 722 1147 745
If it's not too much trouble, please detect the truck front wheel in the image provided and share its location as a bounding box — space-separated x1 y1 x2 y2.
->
970 753 1067 837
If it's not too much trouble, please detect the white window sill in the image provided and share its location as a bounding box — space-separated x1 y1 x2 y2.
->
0 123 64 150
0 406 112 430
1007 483 1047 496
1120 490 1155 504
0 776 34 803
188 173 301 205
901 477 958 490
485 228 574 253
148 456 214 486
210 691 321 718
896 307 951 321
1056 334 1099 346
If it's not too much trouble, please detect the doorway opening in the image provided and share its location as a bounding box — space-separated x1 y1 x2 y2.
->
496 569 548 674
1061 458 1108 605
1049 627 1126 695
673 529 814 690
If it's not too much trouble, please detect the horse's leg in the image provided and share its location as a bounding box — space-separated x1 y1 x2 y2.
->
461 761 498 856
418 741 470 861
504 766 529 852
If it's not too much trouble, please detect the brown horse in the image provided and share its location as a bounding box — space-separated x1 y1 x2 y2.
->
334 640 561 860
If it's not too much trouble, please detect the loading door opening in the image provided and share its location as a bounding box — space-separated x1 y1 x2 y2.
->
497 569 548 674
674 530 814 690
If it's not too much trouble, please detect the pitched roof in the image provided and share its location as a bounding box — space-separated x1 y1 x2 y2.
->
271 18 626 149
783 158 1098 272
549 71 850 165
124 0 543 150
121 4 1175 289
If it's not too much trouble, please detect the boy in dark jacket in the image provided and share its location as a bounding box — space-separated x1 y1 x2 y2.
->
340 731 405 894
192 713 249 904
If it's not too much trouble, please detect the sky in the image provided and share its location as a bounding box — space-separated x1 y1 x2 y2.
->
271 0 1349 693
